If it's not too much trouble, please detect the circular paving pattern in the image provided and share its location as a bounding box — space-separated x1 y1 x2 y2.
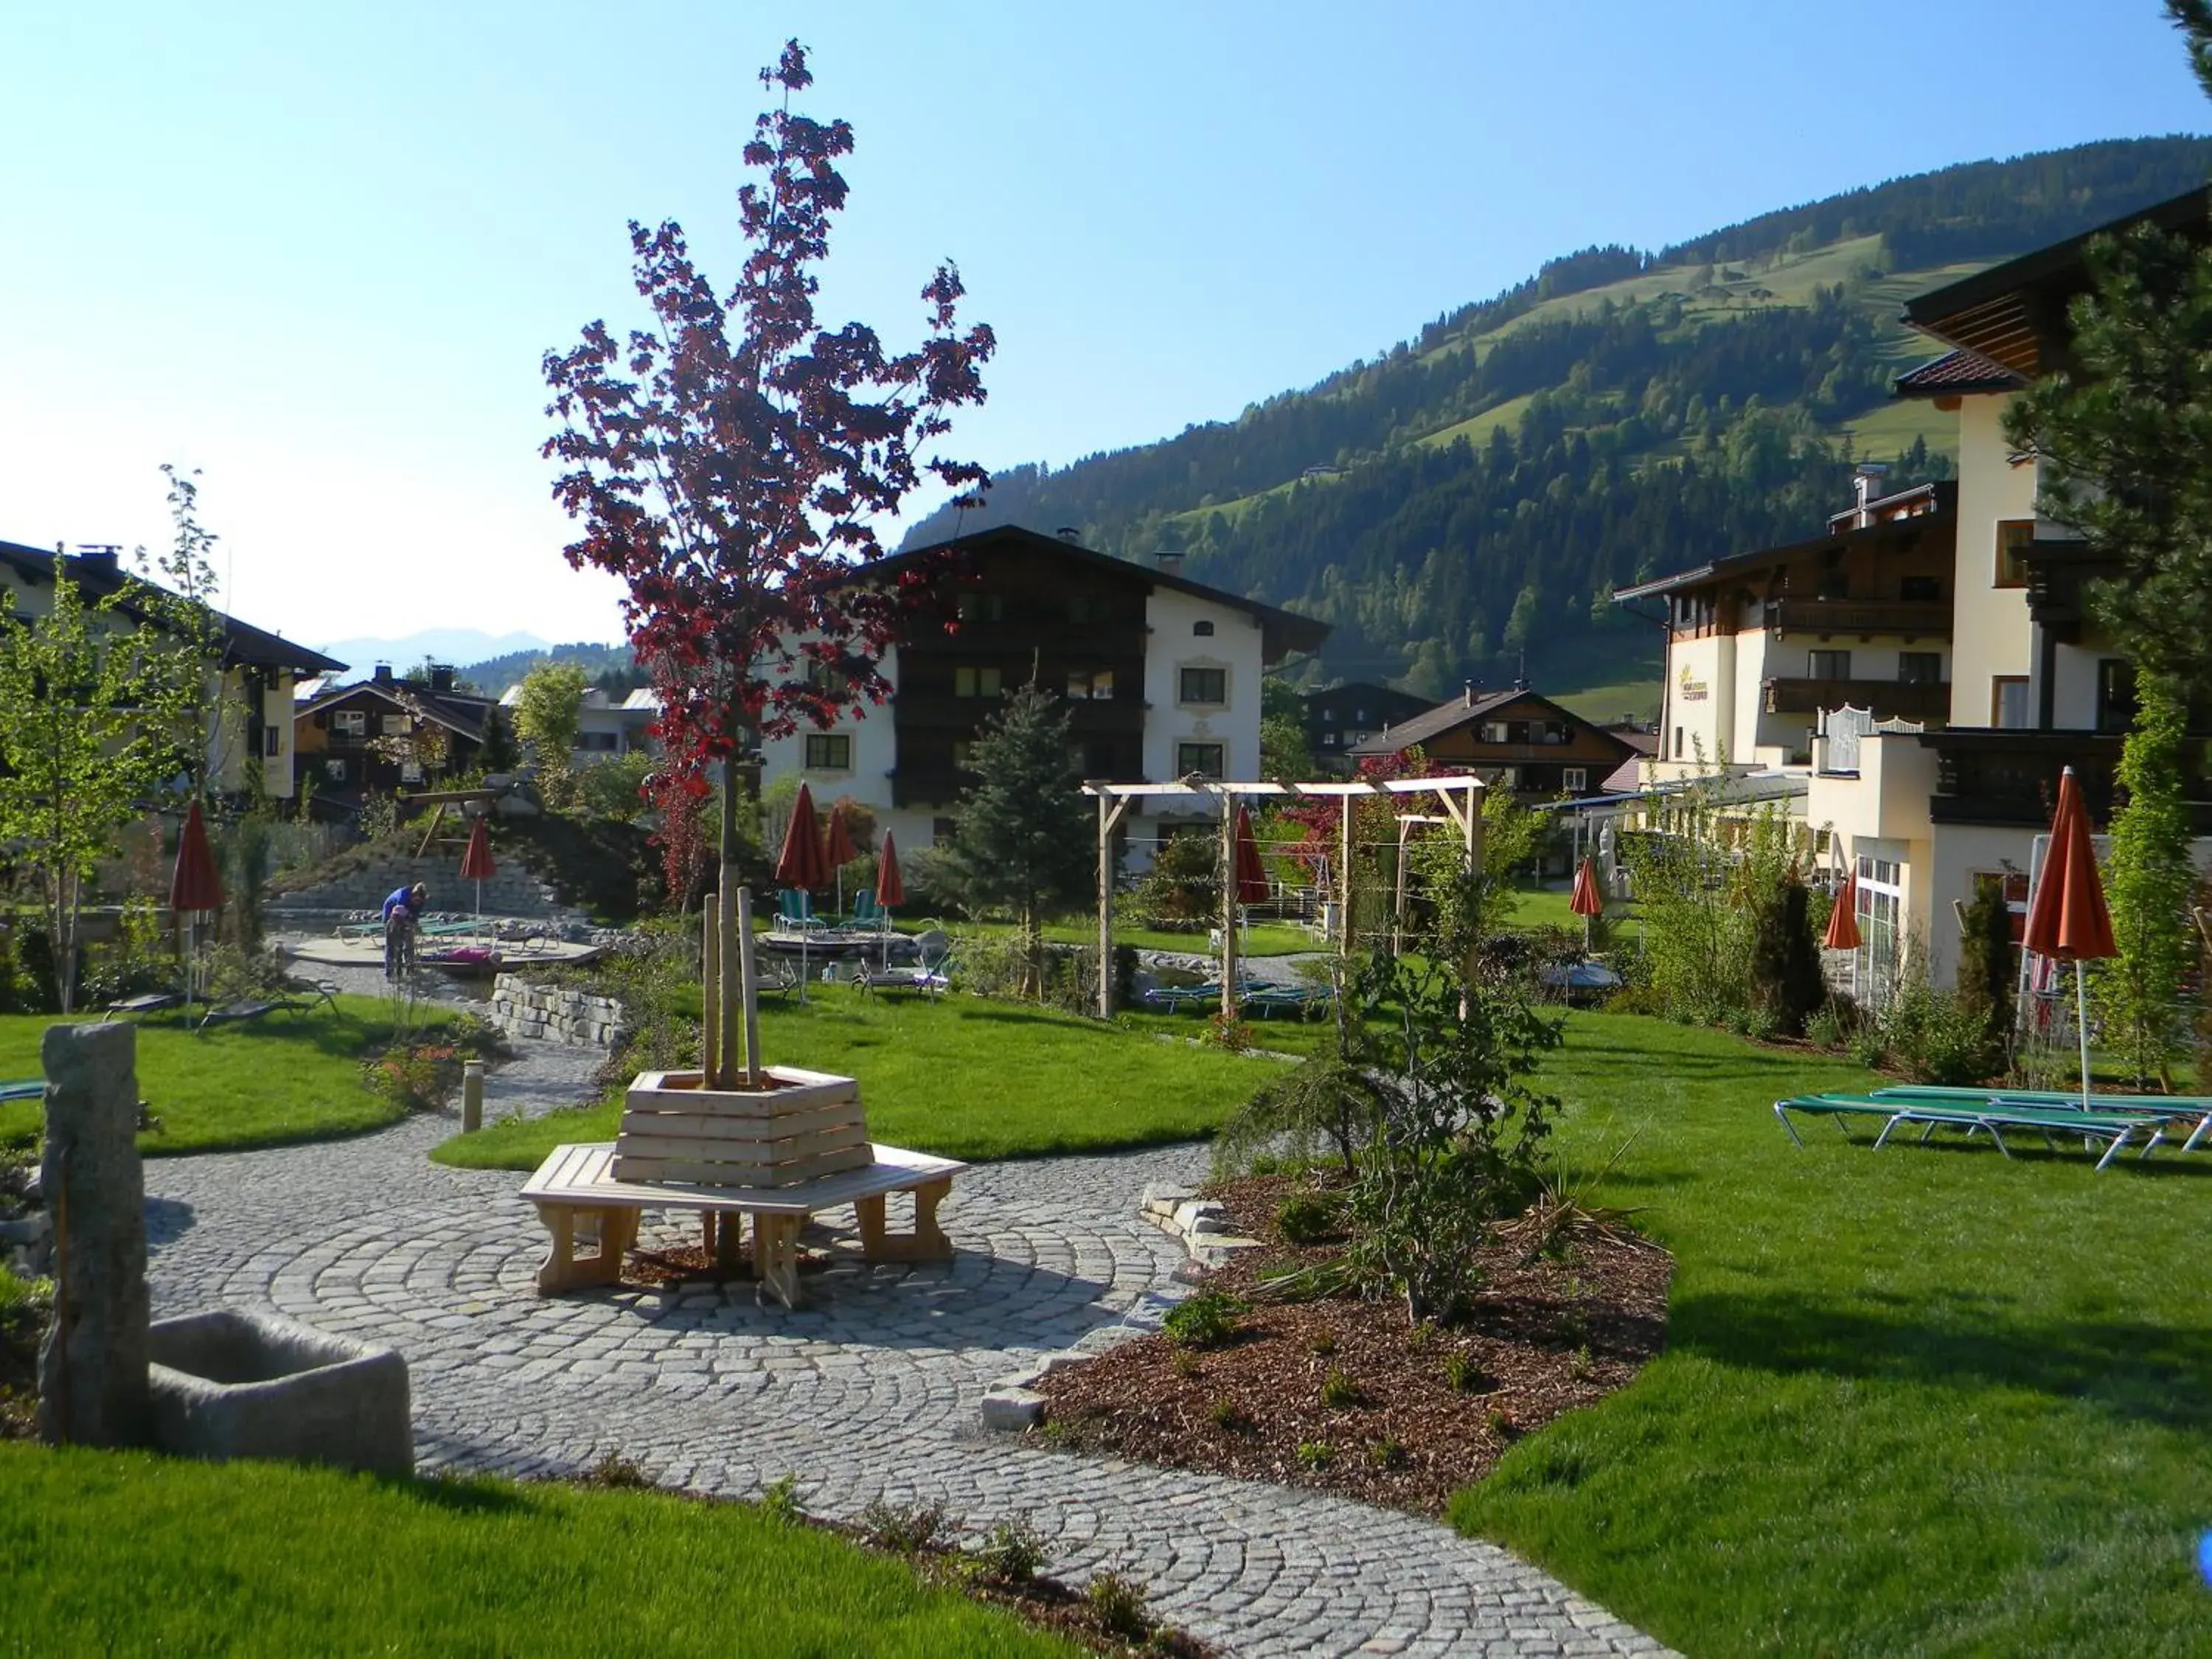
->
141 1038 1670 1658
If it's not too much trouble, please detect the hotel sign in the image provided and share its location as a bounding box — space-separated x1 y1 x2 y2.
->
1678 666 1709 703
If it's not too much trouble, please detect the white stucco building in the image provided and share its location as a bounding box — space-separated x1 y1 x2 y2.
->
755 524 1329 864
1623 185 2212 995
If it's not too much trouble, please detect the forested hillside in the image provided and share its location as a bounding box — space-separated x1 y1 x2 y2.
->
459 641 636 698
905 137 2212 706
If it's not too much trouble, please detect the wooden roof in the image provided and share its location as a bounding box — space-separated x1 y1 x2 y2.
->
1902 186 2212 377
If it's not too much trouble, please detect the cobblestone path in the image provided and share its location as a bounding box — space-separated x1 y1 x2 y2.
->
142 1036 1668 1658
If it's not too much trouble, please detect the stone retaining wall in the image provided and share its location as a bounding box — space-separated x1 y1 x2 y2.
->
487 975 628 1049
270 854 570 922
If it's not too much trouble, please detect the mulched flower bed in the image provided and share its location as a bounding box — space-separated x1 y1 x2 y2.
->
1 1155 46 1440
1037 1172 1672 1514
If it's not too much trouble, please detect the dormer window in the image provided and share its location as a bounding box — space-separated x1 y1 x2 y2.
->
1192 619 1214 636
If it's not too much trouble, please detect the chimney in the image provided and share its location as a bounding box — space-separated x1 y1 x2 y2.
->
1054 526 1082 543
372 662 394 685
1852 462 1889 527
69 544 121 579
1157 549 1185 574
428 664 456 694
1463 680 1475 709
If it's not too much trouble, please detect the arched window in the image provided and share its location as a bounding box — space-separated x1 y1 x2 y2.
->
1192 619 1214 636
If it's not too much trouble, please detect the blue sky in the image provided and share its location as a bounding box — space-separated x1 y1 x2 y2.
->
1 1 2202 650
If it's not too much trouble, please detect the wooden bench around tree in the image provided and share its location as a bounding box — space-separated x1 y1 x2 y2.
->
518 1140 966 1309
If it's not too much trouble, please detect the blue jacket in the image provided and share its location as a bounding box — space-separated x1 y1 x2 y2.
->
381 887 418 922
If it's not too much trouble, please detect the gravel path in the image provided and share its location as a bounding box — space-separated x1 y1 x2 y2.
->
141 1032 1667 1658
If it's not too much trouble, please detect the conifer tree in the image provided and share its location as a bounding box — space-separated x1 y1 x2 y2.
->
2098 672 2197 1089
2003 4 2212 695
935 682 1091 992
1955 877 2017 1071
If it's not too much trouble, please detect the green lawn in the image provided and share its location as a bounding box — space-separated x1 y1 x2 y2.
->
1503 884 1640 942
435 987 1292 1170
0 1443 1069 1657
0 997 473 1156
1452 1011 2212 1658
950 917 1317 957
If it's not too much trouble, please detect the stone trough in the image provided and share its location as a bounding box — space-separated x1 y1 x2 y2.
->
147 1307 413 1478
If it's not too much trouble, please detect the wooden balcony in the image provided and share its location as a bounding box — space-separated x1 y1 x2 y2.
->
1764 678 1950 722
892 693 1147 731
1919 728 2212 830
1767 599 1951 639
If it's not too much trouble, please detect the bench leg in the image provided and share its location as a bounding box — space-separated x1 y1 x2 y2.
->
534 1203 633 1295
755 1214 803 1309
855 1179 955 1265
914 1179 952 1259
534 1203 578 1293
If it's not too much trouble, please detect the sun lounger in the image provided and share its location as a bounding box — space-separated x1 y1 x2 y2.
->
0 1078 42 1103
1870 1085 2212 1153
195 997 310 1031
1139 978 1270 1015
835 892 887 933
1240 983 1335 1020
1774 1091 2178 1172
776 890 830 932
279 975 341 1012
101 992 183 1021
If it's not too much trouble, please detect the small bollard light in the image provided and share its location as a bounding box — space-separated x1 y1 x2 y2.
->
462 1060 484 1133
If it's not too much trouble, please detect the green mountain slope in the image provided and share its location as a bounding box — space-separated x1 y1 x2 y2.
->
907 137 2212 709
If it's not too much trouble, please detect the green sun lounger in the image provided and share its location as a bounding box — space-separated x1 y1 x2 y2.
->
1871 1085 2212 1154
1241 983 1335 1020
1775 1091 2177 1172
0 1078 42 1103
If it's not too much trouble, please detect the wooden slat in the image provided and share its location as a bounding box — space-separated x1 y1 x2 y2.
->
613 1124 869 1164
524 1140 966 1214
610 1144 876 1189
618 1102 866 1143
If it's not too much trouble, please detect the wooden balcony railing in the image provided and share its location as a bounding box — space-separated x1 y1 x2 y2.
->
1767 599 1951 638
1764 678 1950 721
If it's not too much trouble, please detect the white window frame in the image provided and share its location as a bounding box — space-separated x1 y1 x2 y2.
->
1563 767 1587 792
333 709 366 738
1852 853 1906 1009
804 733 853 772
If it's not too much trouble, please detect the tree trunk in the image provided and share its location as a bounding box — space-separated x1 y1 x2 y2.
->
717 756 742 1088
52 868 77 1017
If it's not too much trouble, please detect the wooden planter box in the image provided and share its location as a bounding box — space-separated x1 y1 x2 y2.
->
611 1065 872 1189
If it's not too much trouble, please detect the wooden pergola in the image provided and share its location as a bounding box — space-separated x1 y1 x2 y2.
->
1082 775 1486 1020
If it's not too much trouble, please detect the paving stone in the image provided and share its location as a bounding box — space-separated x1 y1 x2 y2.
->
140 1034 1672 1658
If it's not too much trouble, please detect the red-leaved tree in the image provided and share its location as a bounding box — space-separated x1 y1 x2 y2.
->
543 39 993 898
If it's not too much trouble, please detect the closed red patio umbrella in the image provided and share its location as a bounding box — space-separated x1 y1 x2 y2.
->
1823 872 1863 952
874 831 906 969
170 799 223 1021
874 830 906 910
1570 855 1604 949
775 783 829 997
2022 767 2117 1107
459 814 496 929
776 782 829 894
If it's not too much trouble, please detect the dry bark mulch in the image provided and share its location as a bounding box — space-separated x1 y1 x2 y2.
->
1037 1173 1673 1514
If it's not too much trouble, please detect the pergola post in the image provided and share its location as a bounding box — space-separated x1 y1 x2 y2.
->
1096 792 1130 1018
1219 787 1238 1026
1338 794 1354 955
